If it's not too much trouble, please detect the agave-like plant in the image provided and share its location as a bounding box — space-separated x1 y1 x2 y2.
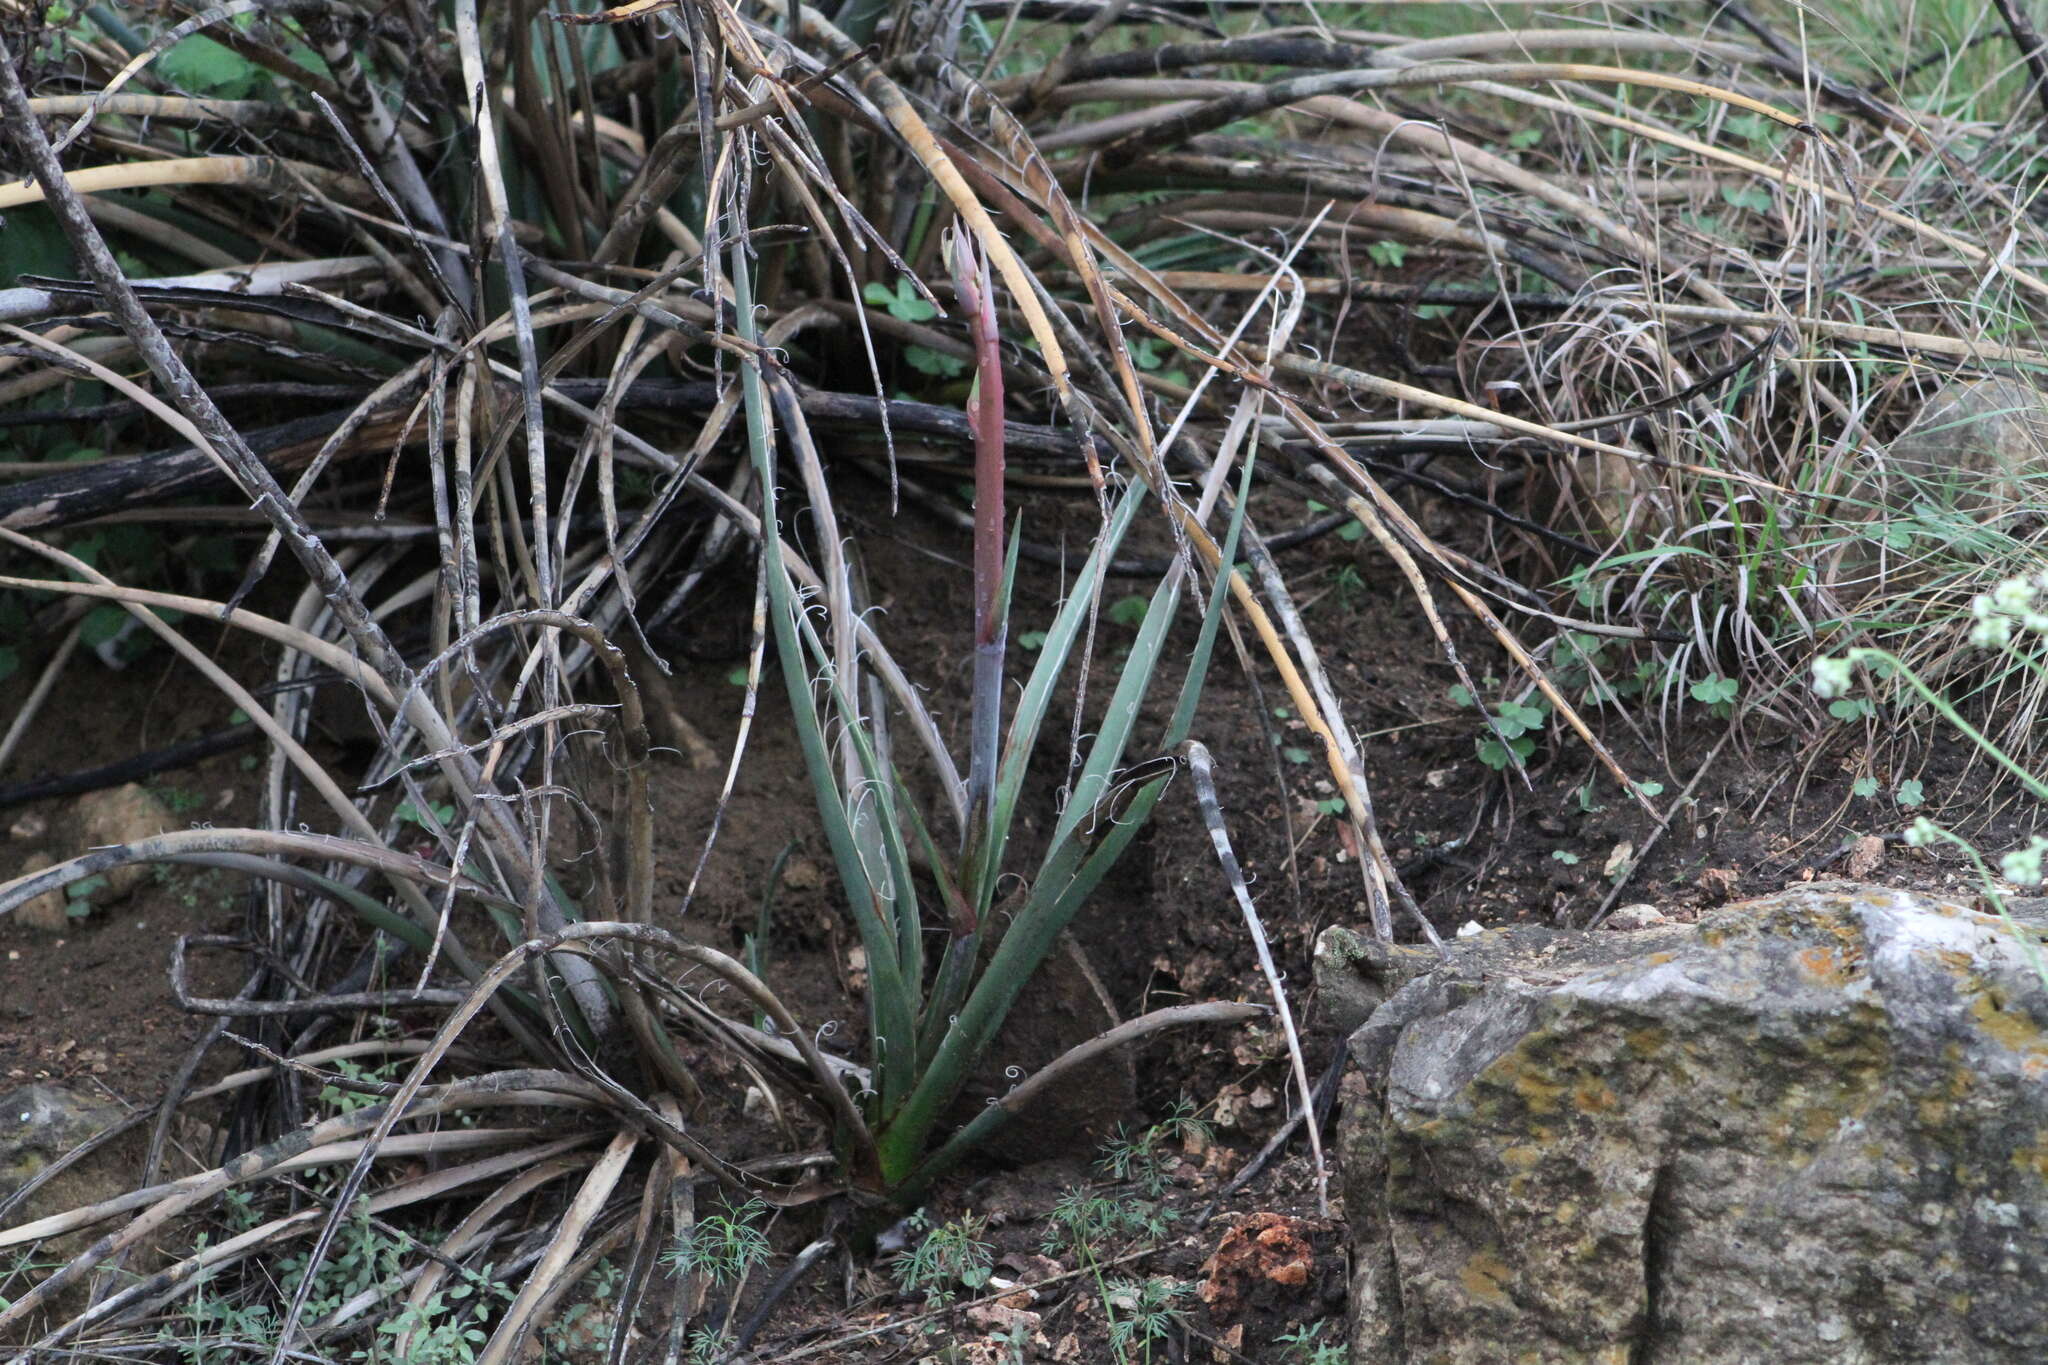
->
732 225 1263 1197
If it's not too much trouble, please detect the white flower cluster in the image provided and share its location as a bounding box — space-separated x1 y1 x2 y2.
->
1811 654 1855 699
2003 834 2048 888
1969 570 2048 649
1902 816 1941 848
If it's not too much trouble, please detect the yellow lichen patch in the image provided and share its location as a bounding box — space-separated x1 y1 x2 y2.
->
1802 1103 1846 1143
1916 1067 1975 1129
1501 1144 1544 1172
1759 1078 1875 1154
1479 1042 1574 1119
1968 990 2048 1060
1574 1077 1621 1114
2010 1132 2048 1181
1512 1065 1566 1116
1459 1248 1514 1307
1795 944 1862 986
1551 1199 1579 1224
1624 1026 1668 1059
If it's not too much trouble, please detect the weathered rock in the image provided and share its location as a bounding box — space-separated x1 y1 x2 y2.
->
1833 378 2048 596
0 1084 122 1197
0 1083 141 1321
10 851 70 933
1313 927 1442 1040
1602 902 1669 931
72 782 172 905
1885 377 2048 514
1843 833 1887 880
1334 885 2048 1363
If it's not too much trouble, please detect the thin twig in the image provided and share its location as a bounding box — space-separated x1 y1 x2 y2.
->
0 618 82 778
1992 0 2048 127
1178 742 1328 1216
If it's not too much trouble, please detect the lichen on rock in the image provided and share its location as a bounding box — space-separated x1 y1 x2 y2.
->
1327 884 2048 1363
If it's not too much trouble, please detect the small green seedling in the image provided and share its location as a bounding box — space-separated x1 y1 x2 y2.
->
661 1198 772 1285
395 799 455 829
1277 1319 1347 1365
1104 1276 1193 1363
863 277 965 376
1107 594 1151 627
1688 675 1739 717
890 1210 994 1307
1478 698 1548 770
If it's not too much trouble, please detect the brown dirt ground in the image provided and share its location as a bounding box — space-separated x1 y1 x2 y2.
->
1 651 260 1096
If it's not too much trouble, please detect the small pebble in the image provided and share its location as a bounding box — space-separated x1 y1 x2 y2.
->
1605 904 1671 932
